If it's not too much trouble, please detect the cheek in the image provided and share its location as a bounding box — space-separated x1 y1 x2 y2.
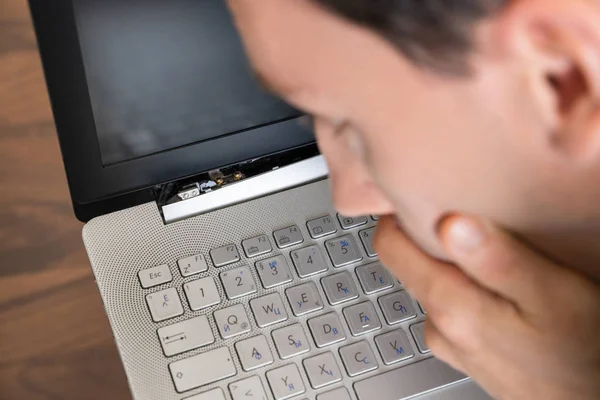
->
361 127 466 259
376 164 449 259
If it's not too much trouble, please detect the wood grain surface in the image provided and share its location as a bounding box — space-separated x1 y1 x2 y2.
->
0 1 130 398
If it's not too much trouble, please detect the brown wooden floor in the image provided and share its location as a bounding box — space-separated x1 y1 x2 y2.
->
0 1 130 398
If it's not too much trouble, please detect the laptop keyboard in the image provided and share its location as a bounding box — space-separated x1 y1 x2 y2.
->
139 214 464 400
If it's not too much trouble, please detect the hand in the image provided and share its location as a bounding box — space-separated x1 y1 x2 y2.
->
375 215 600 400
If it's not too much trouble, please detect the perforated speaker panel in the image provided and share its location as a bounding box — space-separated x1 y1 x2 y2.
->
83 179 437 400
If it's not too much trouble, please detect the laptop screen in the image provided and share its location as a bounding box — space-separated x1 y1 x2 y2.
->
72 0 300 166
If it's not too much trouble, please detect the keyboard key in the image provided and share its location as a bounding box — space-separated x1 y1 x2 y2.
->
321 271 359 305
229 376 268 400
307 215 337 238
378 291 417 325
235 335 274 371
255 255 293 288
291 245 329 277
337 214 368 230
250 293 288 327
339 340 379 376
325 235 362 267
371 215 380 221
220 266 257 299
374 329 415 365
317 387 351 400
266 364 306 400
343 301 382 336
273 225 304 248
286 282 324 316
138 264 172 289
210 244 240 267
418 301 427 315
359 228 377 258
302 352 342 389
410 321 430 353
146 288 183 322
353 357 468 400
308 313 347 347
157 315 214 357
183 277 221 310
185 388 225 400
177 254 208 277
242 235 272 258
272 324 311 359
214 304 251 339
169 347 236 393
356 262 393 294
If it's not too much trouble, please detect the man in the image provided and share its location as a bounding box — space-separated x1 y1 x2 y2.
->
225 0 600 399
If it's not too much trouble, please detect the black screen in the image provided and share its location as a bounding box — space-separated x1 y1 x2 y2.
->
73 0 300 166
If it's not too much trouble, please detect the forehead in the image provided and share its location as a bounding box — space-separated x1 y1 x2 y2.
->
227 0 353 89
226 0 419 115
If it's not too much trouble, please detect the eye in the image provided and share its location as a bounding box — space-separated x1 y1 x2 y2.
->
334 121 367 161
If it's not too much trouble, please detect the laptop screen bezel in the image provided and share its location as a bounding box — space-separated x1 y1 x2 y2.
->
29 0 316 222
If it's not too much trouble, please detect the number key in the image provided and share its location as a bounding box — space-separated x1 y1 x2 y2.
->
183 277 221 310
220 266 257 299
291 245 328 277
255 255 293 288
359 227 377 257
325 235 362 267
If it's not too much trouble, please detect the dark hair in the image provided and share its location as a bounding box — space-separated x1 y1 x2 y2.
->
314 0 507 74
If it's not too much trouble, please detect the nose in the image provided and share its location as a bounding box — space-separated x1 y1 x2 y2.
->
329 164 394 217
313 118 394 217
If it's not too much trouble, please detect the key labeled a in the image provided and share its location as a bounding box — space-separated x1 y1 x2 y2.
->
235 335 274 371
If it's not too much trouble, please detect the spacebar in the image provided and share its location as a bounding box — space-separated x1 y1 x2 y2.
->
354 357 468 400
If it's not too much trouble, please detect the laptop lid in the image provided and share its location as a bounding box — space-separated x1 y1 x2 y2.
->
29 0 317 222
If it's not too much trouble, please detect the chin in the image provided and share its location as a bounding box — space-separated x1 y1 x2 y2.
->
395 214 451 262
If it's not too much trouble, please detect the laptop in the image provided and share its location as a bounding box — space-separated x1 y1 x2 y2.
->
30 1 491 399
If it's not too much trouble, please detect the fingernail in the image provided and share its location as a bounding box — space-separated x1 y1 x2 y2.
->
443 217 487 255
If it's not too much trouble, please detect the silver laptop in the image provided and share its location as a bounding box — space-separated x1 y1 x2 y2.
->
30 0 490 399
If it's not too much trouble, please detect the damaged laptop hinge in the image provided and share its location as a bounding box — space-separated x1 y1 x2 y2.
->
156 146 327 224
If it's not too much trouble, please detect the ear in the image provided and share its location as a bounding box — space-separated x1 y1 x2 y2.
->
503 0 600 163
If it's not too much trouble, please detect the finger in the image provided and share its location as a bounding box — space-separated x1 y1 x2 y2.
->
423 320 468 374
374 215 445 298
438 215 572 312
374 216 514 353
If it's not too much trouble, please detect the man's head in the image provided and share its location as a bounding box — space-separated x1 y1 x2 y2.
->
227 0 600 262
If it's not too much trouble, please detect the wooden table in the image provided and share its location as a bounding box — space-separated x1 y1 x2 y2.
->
0 1 130 398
